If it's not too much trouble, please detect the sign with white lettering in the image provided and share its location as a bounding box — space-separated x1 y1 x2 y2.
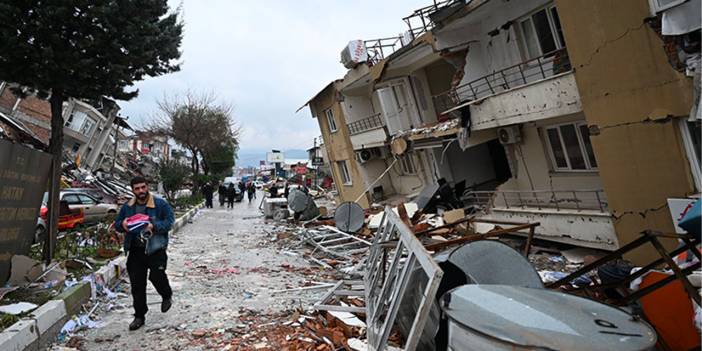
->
0 139 51 284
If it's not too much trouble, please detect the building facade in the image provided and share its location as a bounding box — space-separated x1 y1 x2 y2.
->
307 82 371 208
307 0 700 260
0 82 123 170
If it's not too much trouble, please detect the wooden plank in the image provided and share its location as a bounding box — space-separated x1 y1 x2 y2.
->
424 223 535 251
333 289 365 296
314 304 366 313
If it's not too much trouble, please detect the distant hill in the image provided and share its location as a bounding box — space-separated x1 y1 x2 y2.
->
236 149 309 167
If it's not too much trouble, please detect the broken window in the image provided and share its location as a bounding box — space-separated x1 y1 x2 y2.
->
325 108 338 132
337 160 352 185
544 122 597 171
518 5 565 59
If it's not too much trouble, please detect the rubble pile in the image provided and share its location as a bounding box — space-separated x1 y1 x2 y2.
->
173 309 380 350
261 182 695 350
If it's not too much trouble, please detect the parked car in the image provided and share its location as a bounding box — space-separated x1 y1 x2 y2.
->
35 200 85 242
62 188 105 202
42 191 118 223
254 180 264 189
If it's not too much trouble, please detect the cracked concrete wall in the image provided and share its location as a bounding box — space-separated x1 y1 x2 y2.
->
556 0 696 264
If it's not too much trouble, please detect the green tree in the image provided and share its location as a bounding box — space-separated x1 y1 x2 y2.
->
0 1 183 262
153 92 240 181
158 159 191 203
203 140 237 177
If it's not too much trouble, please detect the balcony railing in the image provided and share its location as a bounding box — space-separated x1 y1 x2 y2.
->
364 37 404 65
347 113 385 135
463 189 608 213
433 48 572 114
402 0 451 39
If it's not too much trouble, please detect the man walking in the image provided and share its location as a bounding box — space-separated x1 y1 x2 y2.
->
115 176 174 331
226 182 236 208
202 181 214 208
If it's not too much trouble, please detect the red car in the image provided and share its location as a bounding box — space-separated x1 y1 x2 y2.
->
36 200 85 240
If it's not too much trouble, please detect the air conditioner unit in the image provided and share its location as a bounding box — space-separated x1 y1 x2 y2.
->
356 147 384 164
340 40 368 69
498 126 521 145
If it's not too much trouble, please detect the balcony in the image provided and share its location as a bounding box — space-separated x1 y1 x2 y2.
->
402 1 451 39
347 113 389 150
433 48 574 116
464 189 618 250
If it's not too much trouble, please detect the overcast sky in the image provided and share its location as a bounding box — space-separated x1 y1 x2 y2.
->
120 0 431 152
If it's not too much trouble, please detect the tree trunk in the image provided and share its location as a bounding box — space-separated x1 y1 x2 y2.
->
44 91 65 265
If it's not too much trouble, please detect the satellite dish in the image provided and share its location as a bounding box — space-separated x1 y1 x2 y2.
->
335 202 365 233
287 189 308 212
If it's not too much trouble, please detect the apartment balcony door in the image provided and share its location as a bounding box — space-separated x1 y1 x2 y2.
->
376 78 417 135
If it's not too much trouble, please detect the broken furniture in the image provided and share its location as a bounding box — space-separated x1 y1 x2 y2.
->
547 230 701 307
441 285 657 350
547 230 701 350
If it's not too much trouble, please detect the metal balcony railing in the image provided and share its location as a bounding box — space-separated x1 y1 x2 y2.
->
347 113 385 135
402 0 451 39
433 48 573 114
463 189 608 213
364 37 404 65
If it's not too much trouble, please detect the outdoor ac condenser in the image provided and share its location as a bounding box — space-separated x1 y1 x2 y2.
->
498 126 521 145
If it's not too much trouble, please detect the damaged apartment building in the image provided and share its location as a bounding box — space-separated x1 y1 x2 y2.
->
0 81 132 171
306 0 701 263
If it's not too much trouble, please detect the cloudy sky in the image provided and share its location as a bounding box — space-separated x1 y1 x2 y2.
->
120 0 430 153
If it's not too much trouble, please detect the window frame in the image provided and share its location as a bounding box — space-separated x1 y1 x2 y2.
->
517 4 565 60
62 194 82 205
325 108 338 133
336 160 352 185
78 194 97 205
398 154 417 175
544 121 598 172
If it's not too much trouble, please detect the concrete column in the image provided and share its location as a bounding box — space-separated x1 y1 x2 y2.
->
85 106 118 170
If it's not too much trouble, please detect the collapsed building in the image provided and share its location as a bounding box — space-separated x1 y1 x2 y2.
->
304 0 701 265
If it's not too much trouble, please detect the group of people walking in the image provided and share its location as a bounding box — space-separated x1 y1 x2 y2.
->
201 180 256 209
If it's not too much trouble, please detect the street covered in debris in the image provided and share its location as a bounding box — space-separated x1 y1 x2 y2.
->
0 0 701 351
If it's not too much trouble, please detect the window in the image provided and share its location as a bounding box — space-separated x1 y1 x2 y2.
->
65 110 96 136
336 160 352 185
398 154 417 175
62 194 81 205
78 194 97 205
325 109 338 133
544 122 597 171
518 5 565 59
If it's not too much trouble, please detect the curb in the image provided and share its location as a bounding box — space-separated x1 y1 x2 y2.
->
172 200 205 233
0 202 202 350
0 255 128 351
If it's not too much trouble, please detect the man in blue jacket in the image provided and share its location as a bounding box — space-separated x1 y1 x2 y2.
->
115 176 174 331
